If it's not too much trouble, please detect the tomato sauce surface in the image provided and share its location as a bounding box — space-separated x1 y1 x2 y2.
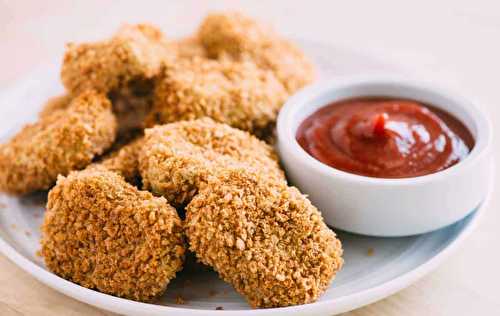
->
296 98 474 178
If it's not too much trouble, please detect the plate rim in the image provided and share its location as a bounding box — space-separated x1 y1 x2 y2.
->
0 45 493 315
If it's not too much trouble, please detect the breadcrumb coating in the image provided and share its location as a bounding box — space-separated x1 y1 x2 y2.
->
185 168 343 308
198 12 315 94
40 169 185 301
147 58 287 139
61 23 170 94
94 136 144 183
139 118 285 206
0 91 116 195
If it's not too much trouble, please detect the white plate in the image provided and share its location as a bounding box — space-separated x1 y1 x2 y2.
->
0 41 492 316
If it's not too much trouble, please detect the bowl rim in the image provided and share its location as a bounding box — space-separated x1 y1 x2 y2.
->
277 75 493 186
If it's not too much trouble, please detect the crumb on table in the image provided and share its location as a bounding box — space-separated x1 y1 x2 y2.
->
216 306 224 310
367 248 375 256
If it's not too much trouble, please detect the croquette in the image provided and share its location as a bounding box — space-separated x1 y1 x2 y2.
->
40 168 185 301
139 118 285 206
61 23 171 94
0 90 116 195
198 12 315 94
185 167 343 308
93 136 144 183
147 58 287 139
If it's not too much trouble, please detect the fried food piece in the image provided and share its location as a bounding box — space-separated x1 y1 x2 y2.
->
185 168 343 308
38 94 72 118
93 136 144 183
147 58 287 138
0 91 116 195
139 118 285 206
40 168 185 301
198 12 315 94
61 23 170 94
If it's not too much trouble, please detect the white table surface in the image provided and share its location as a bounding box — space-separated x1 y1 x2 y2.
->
1 1 499 315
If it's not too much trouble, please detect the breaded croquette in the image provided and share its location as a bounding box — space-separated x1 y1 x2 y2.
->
139 118 285 206
0 91 116 195
198 12 315 94
61 23 170 94
185 168 343 308
40 168 185 301
147 58 287 138
93 136 144 183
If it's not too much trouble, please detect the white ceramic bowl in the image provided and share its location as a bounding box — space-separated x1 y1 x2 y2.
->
277 76 493 237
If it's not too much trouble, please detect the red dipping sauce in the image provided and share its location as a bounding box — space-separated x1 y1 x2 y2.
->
296 98 474 178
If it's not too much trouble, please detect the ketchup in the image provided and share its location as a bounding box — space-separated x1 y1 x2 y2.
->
296 98 474 178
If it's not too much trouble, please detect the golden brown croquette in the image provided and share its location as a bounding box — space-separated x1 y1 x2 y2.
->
147 58 287 139
61 23 171 94
0 90 116 195
185 168 343 308
198 12 315 94
139 118 285 206
40 168 185 301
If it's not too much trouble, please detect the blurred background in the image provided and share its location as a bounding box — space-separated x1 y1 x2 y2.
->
2 0 500 98
0 1 499 315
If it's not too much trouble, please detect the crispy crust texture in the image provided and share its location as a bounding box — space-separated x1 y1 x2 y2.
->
148 58 287 138
40 168 185 301
93 136 144 183
198 12 315 94
185 168 343 308
0 91 116 195
139 118 285 206
61 24 170 94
